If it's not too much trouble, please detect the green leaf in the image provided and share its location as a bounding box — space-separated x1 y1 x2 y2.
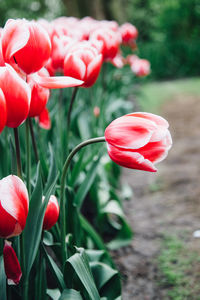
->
44 144 57 194
69 149 85 187
64 248 100 300
59 289 83 300
47 289 61 300
24 164 58 276
85 250 105 263
41 243 66 291
0 255 7 300
77 111 91 140
74 157 100 208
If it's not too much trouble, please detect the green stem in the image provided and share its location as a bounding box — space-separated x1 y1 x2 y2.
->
20 233 28 300
13 128 22 178
60 136 105 266
25 120 31 194
66 87 79 152
29 118 39 163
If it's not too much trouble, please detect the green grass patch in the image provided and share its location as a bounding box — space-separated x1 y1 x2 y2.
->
137 77 200 113
158 235 200 300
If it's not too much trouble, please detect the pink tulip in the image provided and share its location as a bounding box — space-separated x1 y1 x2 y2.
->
43 195 59 230
0 64 31 128
105 112 172 172
0 88 7 133
0 175 29 238
64 42 102 88
3 241 22 285
120 23 138 45
2 19 51 74
131 58 150 77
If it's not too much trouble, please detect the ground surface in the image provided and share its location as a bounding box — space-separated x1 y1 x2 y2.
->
113 92 200 299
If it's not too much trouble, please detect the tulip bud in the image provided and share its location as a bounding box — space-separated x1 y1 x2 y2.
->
120 23 138 45
43 195 59 231
3 240 22 285
0 175 29 238
105 112 172 172
93 106 100 118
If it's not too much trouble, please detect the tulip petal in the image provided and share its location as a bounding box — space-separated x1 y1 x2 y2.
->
64 54 86 81
0 176 29 232
0 202 17 238
33 73 83 89
105 115 157 150
38 107 51 130
1 19 30 62
86 54 102 87
107 143 157 172
0 88 7 133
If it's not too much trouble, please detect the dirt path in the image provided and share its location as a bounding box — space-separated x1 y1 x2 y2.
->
113 95 200 299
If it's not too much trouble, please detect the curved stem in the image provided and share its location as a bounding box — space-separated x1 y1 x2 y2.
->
60 136 105 265
13 128 22 178
29 118 39 163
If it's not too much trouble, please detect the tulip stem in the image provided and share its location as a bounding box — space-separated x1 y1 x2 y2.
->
66 87 79 152
29 118 39 163
60 136 105 265
25 120 31 194
13 128 22 178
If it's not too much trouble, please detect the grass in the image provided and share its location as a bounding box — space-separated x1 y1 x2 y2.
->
137 77 200 113
158 235 200 300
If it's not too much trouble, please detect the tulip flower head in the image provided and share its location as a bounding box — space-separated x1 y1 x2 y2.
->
3 240 22 285
64 42 103 88
105 112 172 172
38 107 51 130
120 23 138 45
43 195 59 230
2 19 51 74
0 175 29 238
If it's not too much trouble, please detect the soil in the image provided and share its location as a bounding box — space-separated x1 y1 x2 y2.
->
113 95 200 299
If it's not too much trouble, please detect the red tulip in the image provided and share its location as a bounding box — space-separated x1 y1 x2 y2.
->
64 42 103 88
0 175 29 238
0 65 31 128
0 88 7 133
43 195 59 230
90 28 121 60
28 68 50 118
120 23 138 45
131 58 150 77
38 107 51 130
2 19 51 74
3 240 22 285
105 112 172 172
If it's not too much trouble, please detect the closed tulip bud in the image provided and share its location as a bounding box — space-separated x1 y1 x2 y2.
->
131 59 150 77
93 106 100 118
3 240 22 285
43 195 59 231
0 175 29 238
105 112 172 172
0 88 7 133
0 64 31 128
2 19 52 74
64 42 102 88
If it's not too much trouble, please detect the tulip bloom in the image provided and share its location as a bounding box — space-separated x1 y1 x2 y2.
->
3 241 22 285
2 19 51 74
0 88 7 133
120 23 138 45
38 107 51 130
43 195 59 230
0 65 31 128
0 175 29 238
64 42 103 88
105 112 172 172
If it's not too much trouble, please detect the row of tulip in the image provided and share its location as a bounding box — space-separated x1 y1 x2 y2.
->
0 15 172 300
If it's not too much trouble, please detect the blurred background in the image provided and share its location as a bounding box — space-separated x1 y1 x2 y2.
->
1 0 200 79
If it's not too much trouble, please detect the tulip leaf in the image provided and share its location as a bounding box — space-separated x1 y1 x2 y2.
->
0 255 7 300
59 289 83 300
41 243 66 291
44 143 57 194
64 248 100 300
47 289 61 300
74 157 100 209
24 164 58 276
